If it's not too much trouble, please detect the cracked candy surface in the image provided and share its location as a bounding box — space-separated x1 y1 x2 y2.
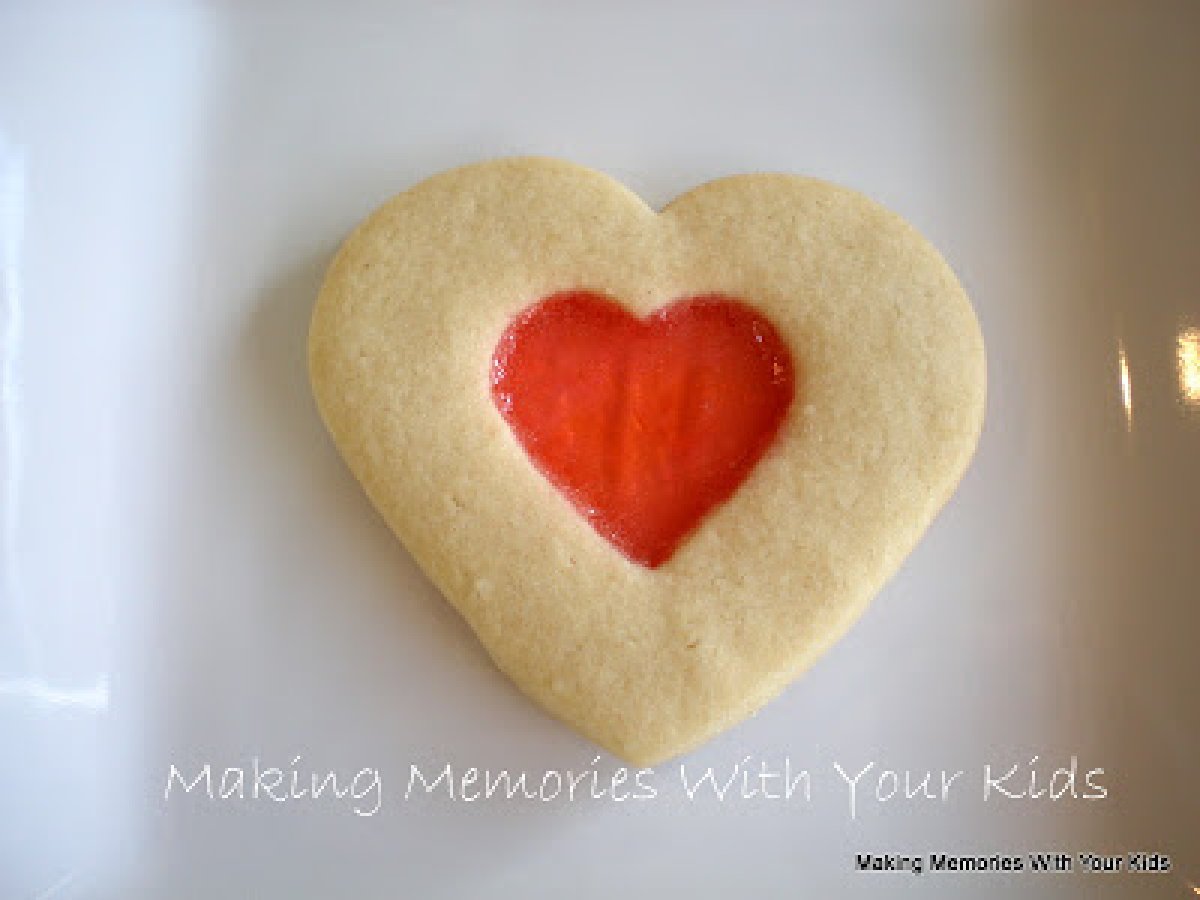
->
490 290 795 569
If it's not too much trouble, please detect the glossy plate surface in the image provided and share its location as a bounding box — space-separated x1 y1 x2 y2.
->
1 3 1196 897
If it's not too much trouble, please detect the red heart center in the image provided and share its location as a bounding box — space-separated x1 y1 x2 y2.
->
491 291 795 568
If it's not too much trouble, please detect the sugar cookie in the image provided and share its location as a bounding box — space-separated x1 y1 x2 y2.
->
309 158 985 764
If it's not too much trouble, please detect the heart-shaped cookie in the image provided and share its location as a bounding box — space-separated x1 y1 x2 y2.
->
309 158 985 764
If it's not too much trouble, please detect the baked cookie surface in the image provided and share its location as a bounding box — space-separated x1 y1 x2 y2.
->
309 157 985 764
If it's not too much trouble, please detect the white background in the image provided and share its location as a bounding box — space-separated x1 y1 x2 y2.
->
1 2 1197 898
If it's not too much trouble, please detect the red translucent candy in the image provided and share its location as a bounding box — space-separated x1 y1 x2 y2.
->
491 291 795 568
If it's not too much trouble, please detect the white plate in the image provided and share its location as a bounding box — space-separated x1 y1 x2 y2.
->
2 3 1197 898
